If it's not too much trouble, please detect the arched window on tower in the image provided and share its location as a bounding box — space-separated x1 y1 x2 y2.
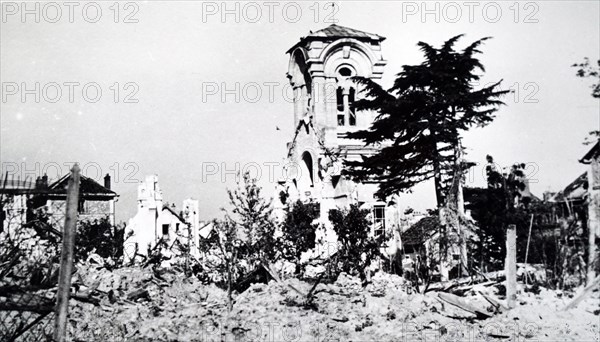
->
301 152 314 187
292 49 312 114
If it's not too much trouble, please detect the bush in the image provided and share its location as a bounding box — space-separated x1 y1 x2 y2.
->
75 217 128 267
329 204 380 283
280 200 320 273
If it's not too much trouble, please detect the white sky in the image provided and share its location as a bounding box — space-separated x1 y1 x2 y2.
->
1 1 599 221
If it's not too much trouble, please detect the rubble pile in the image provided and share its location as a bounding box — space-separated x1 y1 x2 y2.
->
64 265 599 342
365 271 409 297
68 264 227 341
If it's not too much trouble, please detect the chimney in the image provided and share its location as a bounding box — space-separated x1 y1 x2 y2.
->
104 173 111 190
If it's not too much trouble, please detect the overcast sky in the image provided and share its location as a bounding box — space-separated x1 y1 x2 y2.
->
1 1 599 222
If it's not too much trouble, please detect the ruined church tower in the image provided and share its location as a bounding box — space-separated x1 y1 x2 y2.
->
280 24 396 239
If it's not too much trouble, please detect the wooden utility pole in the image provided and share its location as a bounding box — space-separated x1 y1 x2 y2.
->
53 164 80 342
505 224 517 309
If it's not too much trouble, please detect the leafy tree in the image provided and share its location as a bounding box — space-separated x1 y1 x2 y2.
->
485 155 528 216
0 196 61 288
281 200 320 273
573 58 600 143
328 205 380 282
466 155 591 288
573 58 600 99
200 172 279 309
225 172 279 263
199 218 243 311
465 187 506 271
75 217 128 267
465 155 529 273
345 35 509 206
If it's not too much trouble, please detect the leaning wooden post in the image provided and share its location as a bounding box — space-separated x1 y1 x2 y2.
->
524 214 534 285
505 224 517 309
53 164 80 342
562 275 600 310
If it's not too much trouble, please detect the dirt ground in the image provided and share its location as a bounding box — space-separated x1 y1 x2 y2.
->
66 265 600 342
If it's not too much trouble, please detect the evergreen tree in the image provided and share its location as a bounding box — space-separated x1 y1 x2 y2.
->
345 35 509 205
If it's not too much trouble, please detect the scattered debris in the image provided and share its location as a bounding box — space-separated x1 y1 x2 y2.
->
54 266 600 341
562 275 600 310
437 292 492 319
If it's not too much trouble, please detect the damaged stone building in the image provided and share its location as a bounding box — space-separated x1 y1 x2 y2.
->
126 175 200 261
275 24 402 248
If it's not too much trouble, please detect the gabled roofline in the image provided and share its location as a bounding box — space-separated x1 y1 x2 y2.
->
162 205 188 224
48 174 117 196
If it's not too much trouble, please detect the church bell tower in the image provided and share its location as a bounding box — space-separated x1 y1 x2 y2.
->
282 24 387 209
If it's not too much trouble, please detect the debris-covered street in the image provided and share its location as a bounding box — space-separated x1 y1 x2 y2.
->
58 262 598 341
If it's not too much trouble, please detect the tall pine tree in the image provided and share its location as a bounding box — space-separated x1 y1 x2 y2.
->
345 35 509 206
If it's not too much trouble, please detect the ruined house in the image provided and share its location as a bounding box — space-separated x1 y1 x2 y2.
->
275 24 401 247
549 142 599 237
580 141 600 240
0 173 117 234
581 140 600 282
46 173 118 226
551 172 588 220
542 141 599 283
126 175 200 260
401 215 440 262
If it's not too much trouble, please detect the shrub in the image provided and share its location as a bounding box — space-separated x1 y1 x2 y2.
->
280 200 320 273
328 204 380 282
75 217 128 267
